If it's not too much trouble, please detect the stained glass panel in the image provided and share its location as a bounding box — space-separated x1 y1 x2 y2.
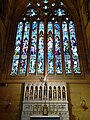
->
29 21 38 74
43 0 48 4
69 21 80 73
38 22 44 74
54 21 62 74
54 9 65 16
47 22 54 74
26 9 38 17
20 21 30 75
11 22 23 75
11 0 81 76
62 21 72 74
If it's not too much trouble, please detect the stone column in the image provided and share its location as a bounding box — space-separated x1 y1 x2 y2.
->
61 86 63 101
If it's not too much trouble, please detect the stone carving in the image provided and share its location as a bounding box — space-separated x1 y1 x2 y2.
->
25 86 29 100
21 82 69 120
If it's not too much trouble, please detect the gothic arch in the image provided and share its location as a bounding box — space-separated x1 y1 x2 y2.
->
12 0 79 24
2 0 83 80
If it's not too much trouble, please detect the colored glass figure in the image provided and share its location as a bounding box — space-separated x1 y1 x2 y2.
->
54 22 62 74
38 22 44 74
26 5 38 17
43 0 48 4
62 21 72 74
47 22 54 74
11 22 23 75
54 9 65 16
69 21 80 73
29 21 37 74
20 21 30 75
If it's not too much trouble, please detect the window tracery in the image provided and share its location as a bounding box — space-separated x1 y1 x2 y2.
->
11 0 81 76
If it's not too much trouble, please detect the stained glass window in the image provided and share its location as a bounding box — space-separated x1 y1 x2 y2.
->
29 21 38 74
11 1 81 76
54 21 62 74
20 21 30 75
38 22 44 74
47 22 54 74
62 21 72 74
69 21 80 73
54 9 65 16
11 22 23 75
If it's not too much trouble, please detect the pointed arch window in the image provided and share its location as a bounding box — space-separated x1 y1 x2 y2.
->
10 1 81 76
38 21 44 74
62 21 72 74
11 22 24 75
54 21 62 74
29 21 38 74
47 21 54 74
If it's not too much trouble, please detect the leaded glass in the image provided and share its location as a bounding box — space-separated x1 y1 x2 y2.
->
62 21 72 74
69 21 80 73
43 0 48 4
29 21 38 74
47 22 54 74
26 8 38 17
51 3 55 6
11 22 23 75
54 21 62 74
11 1 81 76
38 21 44 74
54 9 65 16
20 21 30 75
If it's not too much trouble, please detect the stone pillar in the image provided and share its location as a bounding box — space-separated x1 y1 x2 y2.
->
33 86 35 100
52 86 53 100
57 86 58 101
61 86 63 101
47 85 49 100
38 85 39 100
65 86 67 101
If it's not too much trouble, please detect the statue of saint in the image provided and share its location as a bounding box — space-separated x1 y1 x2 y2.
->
34 87 38 99
30 88 33 100
53 88 57 99
25 86 29 100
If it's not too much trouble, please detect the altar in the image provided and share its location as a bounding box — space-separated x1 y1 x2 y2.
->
21 82 69 120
